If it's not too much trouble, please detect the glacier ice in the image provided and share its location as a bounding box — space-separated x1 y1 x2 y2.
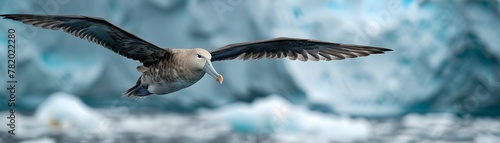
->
34 92 109 136
0 0 498 117
200 95 371 142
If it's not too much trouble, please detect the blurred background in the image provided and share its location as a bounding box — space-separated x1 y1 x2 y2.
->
1 0 500 142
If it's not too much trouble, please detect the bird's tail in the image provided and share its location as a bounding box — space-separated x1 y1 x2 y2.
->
123 76 152 97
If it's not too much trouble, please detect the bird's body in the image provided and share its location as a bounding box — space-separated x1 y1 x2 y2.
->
136 49 206 95
1 14 392 97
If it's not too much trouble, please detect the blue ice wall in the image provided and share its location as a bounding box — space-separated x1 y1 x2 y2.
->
0 0 499 116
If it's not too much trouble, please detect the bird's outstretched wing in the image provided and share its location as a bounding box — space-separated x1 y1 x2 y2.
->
210 37 392 62
0 14 170 67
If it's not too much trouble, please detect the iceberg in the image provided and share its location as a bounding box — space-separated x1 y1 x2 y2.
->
200 95 371 142
0 0 498 116
34 92 109 136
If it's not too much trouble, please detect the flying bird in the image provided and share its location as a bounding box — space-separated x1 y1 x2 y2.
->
0 14 392 97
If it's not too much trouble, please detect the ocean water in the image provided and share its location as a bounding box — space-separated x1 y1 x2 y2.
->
1 93 499 143
1 112 499 143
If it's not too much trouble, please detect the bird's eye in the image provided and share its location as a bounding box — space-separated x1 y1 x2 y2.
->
197 54 202 59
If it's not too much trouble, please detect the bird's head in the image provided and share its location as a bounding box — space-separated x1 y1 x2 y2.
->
187 48 223 84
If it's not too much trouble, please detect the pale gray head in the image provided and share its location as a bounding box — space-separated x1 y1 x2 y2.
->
186 48 223 83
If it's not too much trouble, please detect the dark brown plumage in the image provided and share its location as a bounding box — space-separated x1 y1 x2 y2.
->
0 14 169 67
210 37 391 61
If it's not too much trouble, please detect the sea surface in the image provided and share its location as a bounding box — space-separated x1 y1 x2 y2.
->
1 111 499 143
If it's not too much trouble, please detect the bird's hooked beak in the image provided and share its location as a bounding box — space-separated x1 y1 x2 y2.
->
203 60 223 84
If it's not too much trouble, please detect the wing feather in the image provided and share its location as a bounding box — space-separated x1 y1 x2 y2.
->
1 14 170 66
210 37 392 62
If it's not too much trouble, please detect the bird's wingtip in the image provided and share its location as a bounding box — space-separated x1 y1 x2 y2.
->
0 14 17 17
